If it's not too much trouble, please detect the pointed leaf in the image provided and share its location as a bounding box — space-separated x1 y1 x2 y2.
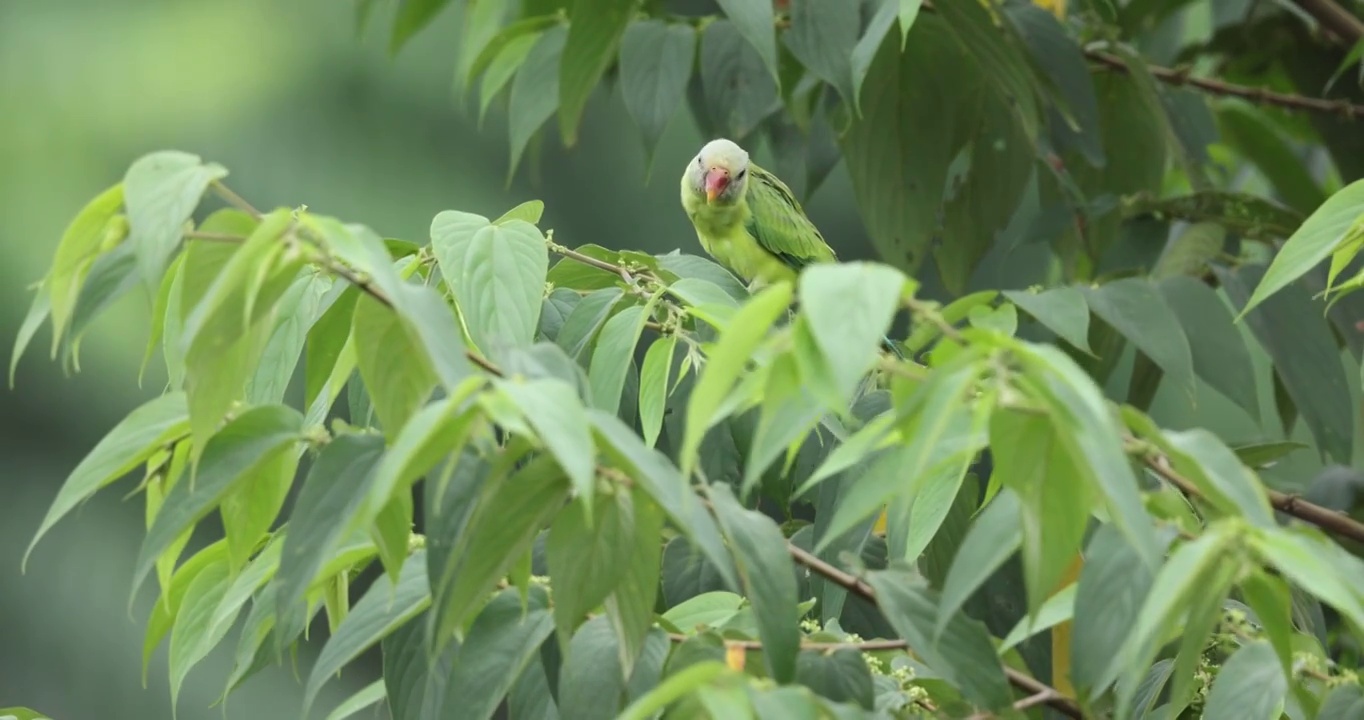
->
548 491 635 639
638 335 677 448
588 305 648 414
446 585 555 720
1005 287 1092 353
1202 641 1288 720
784 0 857 108
559 0 634 146
620 20 696 165
1081 278 1195 399
799 262 905 400
509 26 568 177
123 150 228 286
714 0 779 86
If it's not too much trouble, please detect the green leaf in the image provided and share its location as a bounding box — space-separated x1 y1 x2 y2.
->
430 455 570 647
322 680 386 720
1239 570 1295 680
496 199 546 225
131 404 302 600
588 305 648 414
497 377 595 503
446 585 556 720
246 270 335 406
796 648 873 709
1232 440 1308 468
935 490 1022 636
46 183 125 352
367 384 481 528
1218 264 1354 463
1156 276 1260 421
1249 527 1364 632
898 0 922 49
559 0 634 146
866 568 1013 711
429 210 549 355
509 25 568 178
1239 178 1364 317
548 490 634 640
9 283 51 388
700 19 780 141
619 20 696 167
662 591 745 632
655 252 748 300
1069 525 1156 700
1319 685 1364 719
390 0 454 54
351 294 438 434
168 556 231 711
379 610 458 719
1216 105 1326 217
557 287 625 361
454 0 508 97
273 433 386 650
219 445 297 572
558 615 627 720
618 661 729 720
799 262 905 400
713 0 779 86
1152 221 1224 279
681 282 791 478
1201 640 1288 720
1159 428 1275 526
142 539 229 684
1081 278 1195 399
589 409 739 591
784 0 857 108
0 709 52 720
638 335 677 448
709 484 799 683
480 30 543 126
999 582 1075 655
303 550 431 715
123 150 228 286
850 0 899 114
607 489 665 673
1004 1 1103 165
25 392 189 570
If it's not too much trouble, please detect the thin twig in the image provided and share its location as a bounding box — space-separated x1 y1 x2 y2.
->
549 241 640 284
211 180 262 221
1086 50 1364 119
784 544 1085 719
904 297 965 343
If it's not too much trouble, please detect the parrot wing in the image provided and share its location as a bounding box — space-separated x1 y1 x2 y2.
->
744 164 838 271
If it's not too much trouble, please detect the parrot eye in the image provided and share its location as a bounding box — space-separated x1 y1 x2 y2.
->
736 168 747 180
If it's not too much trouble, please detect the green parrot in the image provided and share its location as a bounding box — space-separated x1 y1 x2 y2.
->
680 138 904 358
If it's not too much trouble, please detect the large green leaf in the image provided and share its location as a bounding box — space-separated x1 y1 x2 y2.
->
479 29 542 126
142 540 229 684
1249 527 1364 632
934 489 1022 636
25 392 189 569
1004 287 1091 353
122 150 227 286
618 661 729 720
131 404 302 599
351 294 438 434
866 568 1013 711
167 556 232 711
557 615 627 720
45 183 125 352
219 445 297 572
559 0 633 146
619 20 696 167
556 287 625 361
497 377 596 505
638 335 677 448
795 648 873 709
547 491 635 640
1240 178 1364 317
508 25 568 178
850 0 899 115
303 550 431 715
588 305 648 415
799 262 905 401
273 433 386 650
1219 264 1354 462
699 20 780 141
1081 278 1195 400
784 0 858 108
429 455 569 647
9 283 51 388
1156 276 1260 421
1069 525 1157 700
379 609 459 720
713 0 778 86
322 680 386 720
708 484 799 683
429 210 549 355
606 489 664 673
1004 1 1103 165
389 0 455 54
445 586 555 720
1201 641 1288 720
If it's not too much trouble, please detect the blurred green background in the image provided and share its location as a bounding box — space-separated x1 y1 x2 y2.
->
0 0 1351 718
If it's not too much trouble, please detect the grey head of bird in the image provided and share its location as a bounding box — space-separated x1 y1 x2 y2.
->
686 138 751 206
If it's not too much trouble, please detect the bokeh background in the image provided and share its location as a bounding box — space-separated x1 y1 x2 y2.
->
0 1 1350 718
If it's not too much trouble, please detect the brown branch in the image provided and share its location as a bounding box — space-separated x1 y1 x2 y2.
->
1290 0 1364 45
784 544 1085 719
1132 441 1364 545
1085 49 1364 119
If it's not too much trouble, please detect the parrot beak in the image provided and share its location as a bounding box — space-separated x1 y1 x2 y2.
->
704 167 729 203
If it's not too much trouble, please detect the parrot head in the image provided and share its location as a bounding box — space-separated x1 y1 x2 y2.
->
687 138 750 206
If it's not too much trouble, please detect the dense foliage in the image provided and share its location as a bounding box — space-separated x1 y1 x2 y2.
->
13 0 1364 719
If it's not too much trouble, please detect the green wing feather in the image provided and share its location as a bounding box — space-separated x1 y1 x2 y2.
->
743 164 837 271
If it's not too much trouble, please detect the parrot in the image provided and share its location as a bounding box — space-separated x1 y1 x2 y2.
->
680 137 904 359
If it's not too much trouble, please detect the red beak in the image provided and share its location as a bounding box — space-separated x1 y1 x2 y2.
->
704 167 729 203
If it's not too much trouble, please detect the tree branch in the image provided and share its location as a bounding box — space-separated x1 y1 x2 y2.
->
784 544 1086 719
1085 49 1364 119
1290 0 1364 45
210 180 263 221
665 633 908 652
